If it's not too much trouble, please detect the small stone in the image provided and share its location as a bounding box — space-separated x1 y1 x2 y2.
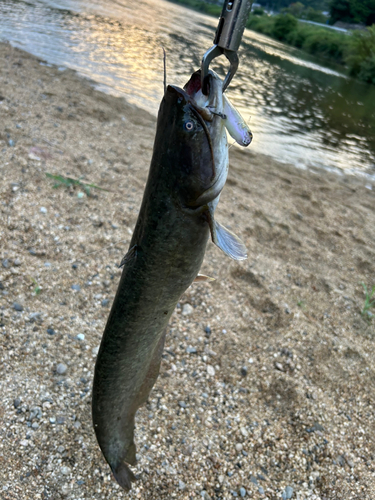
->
77 191 84 199
284 486 294 499
49 417 56 424
204 325 211 336
29 407 42 420
186 346 197 354
57 445 65 454
60 466 71 476
40 207 47 214
20 440 29 447
31 422 39 429
258 486 265 495
13 258 22 266
71 284 81 291
76 333 85 341
207 365 215 376
56 363 68 375
56 415 66 424
2 259 9 268
14 398 21 409
240 426 248 437
178 401 187 408
178 480 186 490
47 327 55 335
29 312 42 323
101 299 110 307
240 366 248 376
235 443 243 452
239 487 247 497
8 139 15 147
218 475 225 484
182 303 194 315
275 362 284 371
13 302 23 312
250 475 258 485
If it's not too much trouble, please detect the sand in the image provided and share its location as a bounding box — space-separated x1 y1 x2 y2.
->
0 41 374 500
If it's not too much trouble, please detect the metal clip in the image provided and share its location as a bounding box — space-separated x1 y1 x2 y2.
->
201 0 252 94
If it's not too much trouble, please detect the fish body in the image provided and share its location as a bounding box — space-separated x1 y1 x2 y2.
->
92 70 251 490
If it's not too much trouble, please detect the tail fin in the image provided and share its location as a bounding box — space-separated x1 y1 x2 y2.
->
112 461 137 491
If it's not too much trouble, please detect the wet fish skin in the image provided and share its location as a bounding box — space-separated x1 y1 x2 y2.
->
92 72 227 490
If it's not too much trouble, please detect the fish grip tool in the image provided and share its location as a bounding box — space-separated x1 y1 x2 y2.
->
201 0 252 94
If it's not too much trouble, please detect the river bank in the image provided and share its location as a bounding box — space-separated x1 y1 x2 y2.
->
1 41 375 499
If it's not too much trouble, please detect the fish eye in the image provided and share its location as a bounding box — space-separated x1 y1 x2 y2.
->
184 120 195 131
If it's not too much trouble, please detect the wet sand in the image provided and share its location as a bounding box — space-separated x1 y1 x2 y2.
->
0 41 374 499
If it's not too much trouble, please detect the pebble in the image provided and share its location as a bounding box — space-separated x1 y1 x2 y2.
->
240 426 248 437
13 258 22 266
60 466 71 476
178 401 187 408
101 299 110 307
76 333 85 341
47 327 55 335
178 480 186 490
13 302 23 312
56 363 68 375
182 303 194 315
206 365 215 376
14 398 21 409
8 139 15 146
186 346 197 354
40 207 47 214
250 475 258 485
275 362 284 371
258 486 265 495
49 417 56 424
239 487 247 497
235 443 243 452
2 259 9 268
92 346 100 356
240 366 248 376
71 284 81 291
283 486 294 499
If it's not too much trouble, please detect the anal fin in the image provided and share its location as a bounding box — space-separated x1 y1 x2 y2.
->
194 274 216 283
119 244 137 268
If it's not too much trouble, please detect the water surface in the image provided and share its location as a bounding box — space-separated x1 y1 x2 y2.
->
1 0 375 179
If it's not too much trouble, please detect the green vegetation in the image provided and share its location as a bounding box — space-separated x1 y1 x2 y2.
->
346 25 375 83
167 0 221 16
330 0 375 26
247 13 351 65
248 13 375 83
45 172 108 196
30 277 41 296
361 282 375 320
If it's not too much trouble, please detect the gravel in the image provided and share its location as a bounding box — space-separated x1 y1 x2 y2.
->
1 41 374 500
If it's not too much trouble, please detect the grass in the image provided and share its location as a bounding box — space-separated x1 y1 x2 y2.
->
361 282 375 320
30 277 41 296
45 173 108 196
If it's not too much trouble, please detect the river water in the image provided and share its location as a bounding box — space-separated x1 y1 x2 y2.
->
1 0 375 180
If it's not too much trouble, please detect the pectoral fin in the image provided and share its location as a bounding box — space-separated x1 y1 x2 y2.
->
206 206 247 261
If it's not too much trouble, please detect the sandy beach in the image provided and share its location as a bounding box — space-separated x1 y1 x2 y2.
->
0 41 374 499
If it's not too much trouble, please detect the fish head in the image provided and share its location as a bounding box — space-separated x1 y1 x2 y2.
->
156 70 228 209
